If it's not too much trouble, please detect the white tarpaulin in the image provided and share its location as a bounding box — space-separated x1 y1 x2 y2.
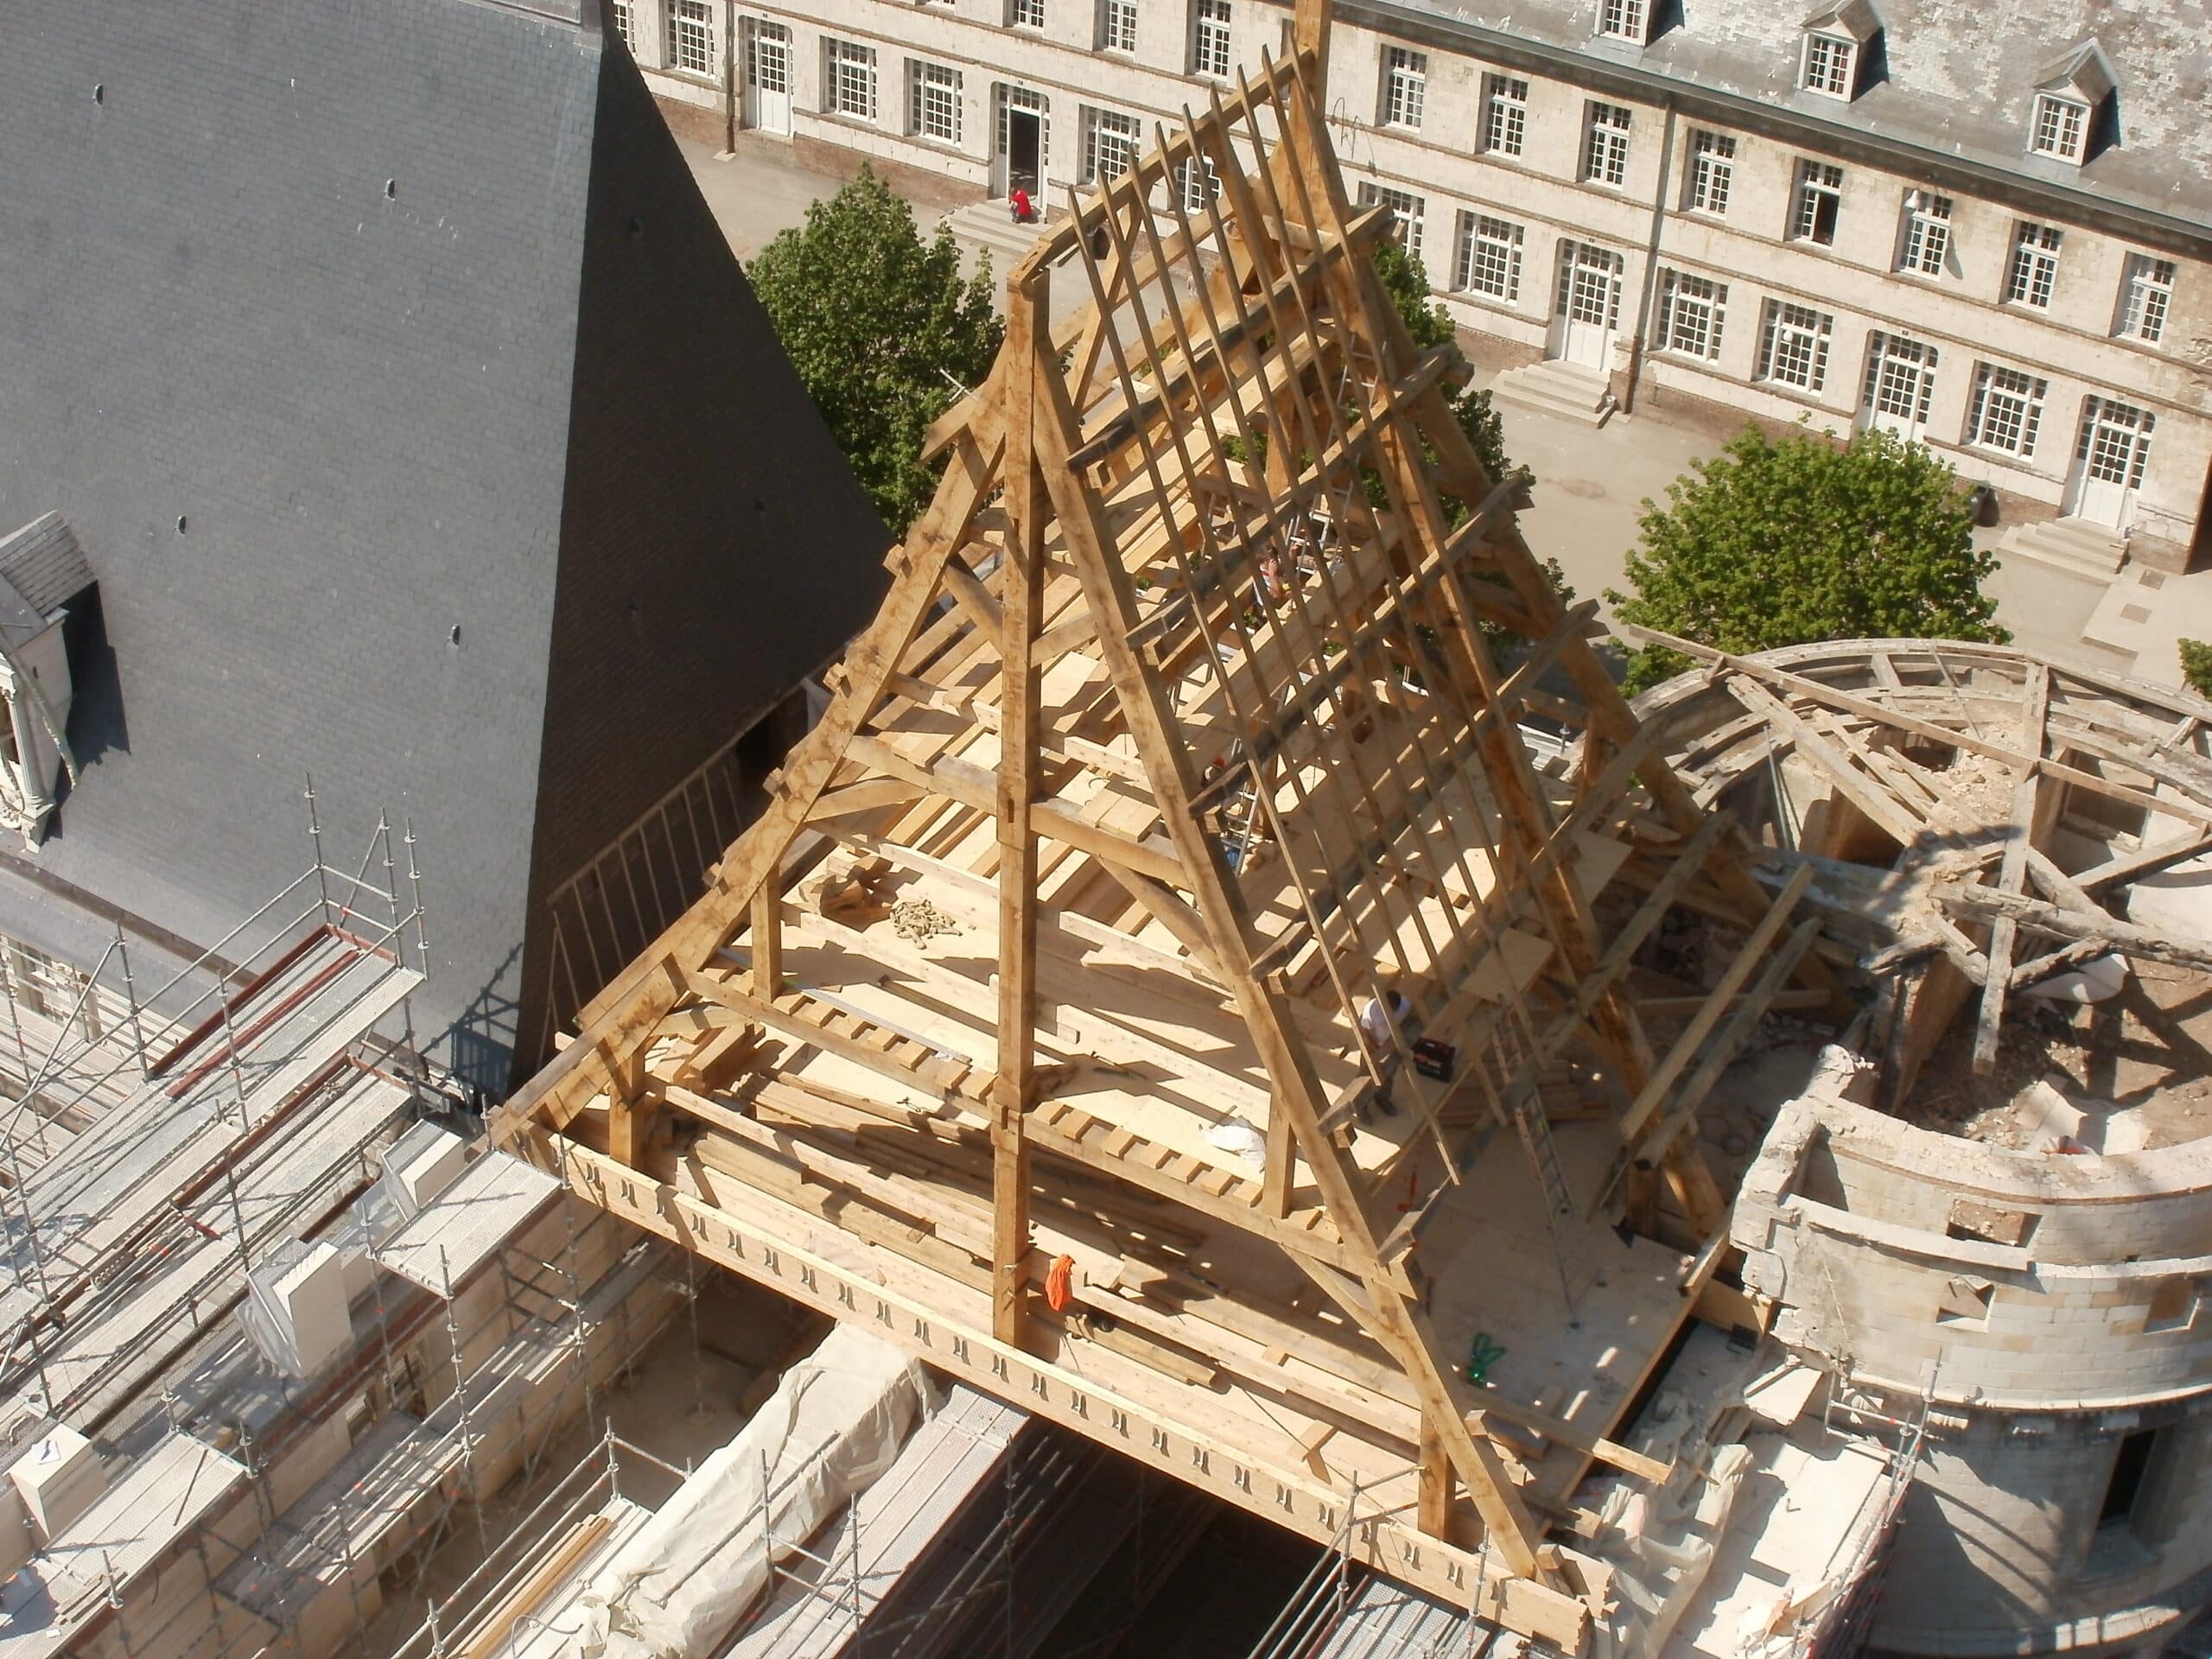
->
579 1325 927 1658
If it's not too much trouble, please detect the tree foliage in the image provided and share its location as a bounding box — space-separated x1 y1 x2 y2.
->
748 167 1003 536
1607 424 2007 695
1368 234 1564 658
1370 238 1512 492
2181 639 2212 701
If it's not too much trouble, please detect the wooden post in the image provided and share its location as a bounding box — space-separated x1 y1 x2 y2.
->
1293 0 1332 99
992 269 1049 1349
1262 1093 1294 1218
750 879 781 997
1417 1414 1452 1537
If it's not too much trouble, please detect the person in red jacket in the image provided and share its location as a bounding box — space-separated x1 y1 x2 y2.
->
1009 186 1034 225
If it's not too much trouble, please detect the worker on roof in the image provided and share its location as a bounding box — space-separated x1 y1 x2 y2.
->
1357 975 1410 1122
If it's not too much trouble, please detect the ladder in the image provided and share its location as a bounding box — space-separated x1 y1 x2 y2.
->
1478 1012 1580 1311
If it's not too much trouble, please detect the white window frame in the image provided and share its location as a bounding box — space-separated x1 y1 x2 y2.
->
1862 332 1939 428
825 38 878 122
666 0 715 77
1790 160 1843 245
2117 254 2175 344
1897 190 1952 277
1758 301 1833 393
1482 75 1529 157
1008 0 1046 28
909 60 962 145
1382 46 1427 130
2006 221 2063 308
1357 182 1426 265
1966 363 2046 456
1583 102 1631 188
1083 105 1143 184
1176 154 1222 215
1599 0 1648 42
1453 212 1523 303
1192 0 1231 78
608 0 635 53
2031 92 2088 162
1801 31 1854 98
1098 0 1139 53
1656 270 1726 360
1686 130 1734 215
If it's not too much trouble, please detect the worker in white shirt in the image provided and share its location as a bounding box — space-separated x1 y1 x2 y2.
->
1356 976 1411 1121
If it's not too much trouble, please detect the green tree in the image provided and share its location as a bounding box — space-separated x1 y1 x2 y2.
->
1370 238 1512 491
748 167 1003 535
1369 235 1564 659
1607 423 2007 695
2181 640 2212 701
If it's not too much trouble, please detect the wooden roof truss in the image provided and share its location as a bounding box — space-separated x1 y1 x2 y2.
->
494 39 1833 1647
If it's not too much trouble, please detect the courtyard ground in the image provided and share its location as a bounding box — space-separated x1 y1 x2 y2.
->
677 133 2210 693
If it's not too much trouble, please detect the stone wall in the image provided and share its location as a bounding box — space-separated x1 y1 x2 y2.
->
1736 1084 2212 1656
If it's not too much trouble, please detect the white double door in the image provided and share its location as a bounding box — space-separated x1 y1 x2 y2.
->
742 18 790 136
2069 398 2156 531
1554 242 1621 374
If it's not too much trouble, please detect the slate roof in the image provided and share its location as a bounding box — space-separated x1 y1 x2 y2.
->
1363 0 2212 242
0 0 888 1087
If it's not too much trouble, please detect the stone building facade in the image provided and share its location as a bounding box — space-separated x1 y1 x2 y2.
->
612 0 2212 575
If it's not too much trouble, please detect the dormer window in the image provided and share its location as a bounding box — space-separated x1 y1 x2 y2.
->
2028 41 2114 165
2032 92 2088 160
1798 1 1879 101
1599 0 1648 43
1802 34 1854 96
0 515 93 848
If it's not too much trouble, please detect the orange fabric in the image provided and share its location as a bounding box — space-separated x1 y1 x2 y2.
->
1045 1254 1076 1313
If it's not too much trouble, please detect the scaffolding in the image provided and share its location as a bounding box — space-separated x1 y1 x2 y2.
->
19 1155 691 1659
0 806 430 1425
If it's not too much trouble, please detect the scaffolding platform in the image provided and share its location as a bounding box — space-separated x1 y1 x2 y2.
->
0 914 422 1421
376 1148 563 1298
0 1430 248 1659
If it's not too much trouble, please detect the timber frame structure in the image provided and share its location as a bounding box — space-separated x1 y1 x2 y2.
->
493 13 1837 1646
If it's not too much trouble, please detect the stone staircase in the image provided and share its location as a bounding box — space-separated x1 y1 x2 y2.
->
941 197 1048 275
1995 515 2127 583
1487 359 1614 429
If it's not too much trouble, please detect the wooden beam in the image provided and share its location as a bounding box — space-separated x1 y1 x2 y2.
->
1094 861 1228 982
1935 885 2212 975
1618 863 1814 1142
1418 1416 1452 1538
1637 915 1825 1168
1722 679 1924 848
1973 773 2038 1077
2071 829 2212 893
940 550 1008 655
993 274 1048 1349
804 777 925 823
843 734 1188 887
750 880 783 999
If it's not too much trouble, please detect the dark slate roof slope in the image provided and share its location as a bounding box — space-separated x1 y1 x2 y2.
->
0 0 887 1082
1375 0 2212 238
